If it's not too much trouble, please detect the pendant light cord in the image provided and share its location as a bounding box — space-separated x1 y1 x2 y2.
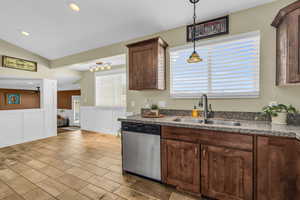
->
193 1 196 52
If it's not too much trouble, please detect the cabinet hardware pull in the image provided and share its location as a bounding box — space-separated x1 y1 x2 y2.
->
195 148 198 156
203 148 206 159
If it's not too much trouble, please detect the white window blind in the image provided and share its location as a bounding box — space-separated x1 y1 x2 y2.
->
170 31 260 98
95 71 126 107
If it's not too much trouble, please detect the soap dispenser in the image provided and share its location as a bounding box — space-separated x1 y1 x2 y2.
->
192 106 199 118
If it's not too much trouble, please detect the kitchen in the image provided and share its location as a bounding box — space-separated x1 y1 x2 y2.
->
119 0 300 199
0 0 300 200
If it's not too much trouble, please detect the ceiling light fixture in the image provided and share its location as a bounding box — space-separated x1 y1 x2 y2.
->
187 0 203 64
89 62 112 72
69 3 80 12
21 31 30 36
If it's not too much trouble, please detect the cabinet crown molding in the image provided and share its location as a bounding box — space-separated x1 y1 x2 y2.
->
272 0 300 27
126 37 168 48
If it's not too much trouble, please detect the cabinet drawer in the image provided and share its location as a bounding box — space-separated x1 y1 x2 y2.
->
162 126 253 151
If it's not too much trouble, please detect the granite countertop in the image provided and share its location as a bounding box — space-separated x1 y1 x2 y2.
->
118 115 300 141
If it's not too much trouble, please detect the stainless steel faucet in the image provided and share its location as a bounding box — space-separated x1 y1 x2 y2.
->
199 94 212 120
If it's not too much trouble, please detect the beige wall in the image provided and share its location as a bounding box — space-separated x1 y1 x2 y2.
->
80 71 95 106
80 64 126 106
64 0 300 113
0 39 81 81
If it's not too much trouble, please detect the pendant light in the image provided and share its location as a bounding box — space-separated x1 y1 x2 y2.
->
187 0 203 63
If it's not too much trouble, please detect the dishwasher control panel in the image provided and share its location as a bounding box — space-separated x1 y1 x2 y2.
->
121 122 161 135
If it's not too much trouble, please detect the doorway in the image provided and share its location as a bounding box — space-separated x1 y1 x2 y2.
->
72 95 80 126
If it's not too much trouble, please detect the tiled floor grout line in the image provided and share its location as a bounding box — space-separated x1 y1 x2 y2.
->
1 136 124 200
1 130 199 200
4 163 61 200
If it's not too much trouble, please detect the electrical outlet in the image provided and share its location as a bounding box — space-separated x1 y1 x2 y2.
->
158 101 166 108
269 101 278 106
131 101 135 107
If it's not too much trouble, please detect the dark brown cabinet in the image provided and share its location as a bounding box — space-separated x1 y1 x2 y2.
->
257 136 300 200
161 126 300 199
272 1 300 85
161 126 253 199
127 37 168 90
201 145 253 200
161 139 200 194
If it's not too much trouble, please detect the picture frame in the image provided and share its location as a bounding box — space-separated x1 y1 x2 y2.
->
186 16 229 42
6 94 21 105
2 55 37 72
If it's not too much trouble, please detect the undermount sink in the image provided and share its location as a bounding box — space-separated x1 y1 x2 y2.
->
205 119 241 126
173 118 241 127
173 118 203 123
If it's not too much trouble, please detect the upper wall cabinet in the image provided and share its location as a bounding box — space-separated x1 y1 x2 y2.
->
272 1 300 85
127 37 168 90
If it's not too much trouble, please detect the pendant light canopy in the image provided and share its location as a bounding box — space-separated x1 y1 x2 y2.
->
187 0 203 63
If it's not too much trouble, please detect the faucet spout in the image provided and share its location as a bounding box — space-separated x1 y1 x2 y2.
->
199 94 209 120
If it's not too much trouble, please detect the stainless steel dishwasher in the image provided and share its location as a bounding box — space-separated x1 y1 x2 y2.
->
121 122 161 181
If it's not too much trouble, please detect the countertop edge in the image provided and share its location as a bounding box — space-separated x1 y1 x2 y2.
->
118 117 300 141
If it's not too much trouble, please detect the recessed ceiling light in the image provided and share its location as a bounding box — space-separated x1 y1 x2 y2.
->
21 31 30 36
69 3 80 12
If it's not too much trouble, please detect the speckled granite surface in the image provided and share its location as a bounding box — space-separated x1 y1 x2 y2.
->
141 109 300 125
119 115 300 141
141 109 270 121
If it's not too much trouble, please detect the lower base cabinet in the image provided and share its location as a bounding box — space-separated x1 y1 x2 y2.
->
161 139 253 199
161 139 200 194
201 145 253 200
161 126 300 200
257 136 300 200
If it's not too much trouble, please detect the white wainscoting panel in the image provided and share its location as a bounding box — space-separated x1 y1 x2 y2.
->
0 109 46 148
0 111 23 147
80 106 126 135
23 110 45 142
0 79 57 148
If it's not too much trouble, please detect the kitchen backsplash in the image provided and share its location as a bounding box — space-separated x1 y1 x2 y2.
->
141 109 300 126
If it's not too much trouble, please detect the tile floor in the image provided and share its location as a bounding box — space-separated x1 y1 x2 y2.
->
0 130 199 200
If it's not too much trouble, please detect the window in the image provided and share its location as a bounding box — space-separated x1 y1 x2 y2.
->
170 31 260 98
95 70 126 107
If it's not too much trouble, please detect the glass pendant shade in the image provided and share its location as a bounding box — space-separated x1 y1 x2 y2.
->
187 51 202 63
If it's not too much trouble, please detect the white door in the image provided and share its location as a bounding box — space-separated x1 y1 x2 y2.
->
72 96 80 126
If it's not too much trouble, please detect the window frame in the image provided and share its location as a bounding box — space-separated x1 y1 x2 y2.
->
170 31 261 99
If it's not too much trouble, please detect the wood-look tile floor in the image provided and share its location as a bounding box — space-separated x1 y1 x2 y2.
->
0 130 199 200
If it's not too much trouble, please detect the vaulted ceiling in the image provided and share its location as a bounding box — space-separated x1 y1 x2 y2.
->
0 0 275 60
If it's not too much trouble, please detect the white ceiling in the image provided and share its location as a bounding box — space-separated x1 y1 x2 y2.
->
0 0 275 60
68 54 126 71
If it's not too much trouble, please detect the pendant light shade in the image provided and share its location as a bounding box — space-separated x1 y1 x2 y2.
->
187 0 202 64
187 51 203 63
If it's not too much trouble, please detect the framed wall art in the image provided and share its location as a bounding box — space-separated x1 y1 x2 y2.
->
187 16 229 42
2 56 37 72
6 94 21 105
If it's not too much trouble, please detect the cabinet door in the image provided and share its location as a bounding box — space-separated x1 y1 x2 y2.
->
287 8 300 83
128 43 156 90
201 145 253 200
257 137 300 200
162 139 200 193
